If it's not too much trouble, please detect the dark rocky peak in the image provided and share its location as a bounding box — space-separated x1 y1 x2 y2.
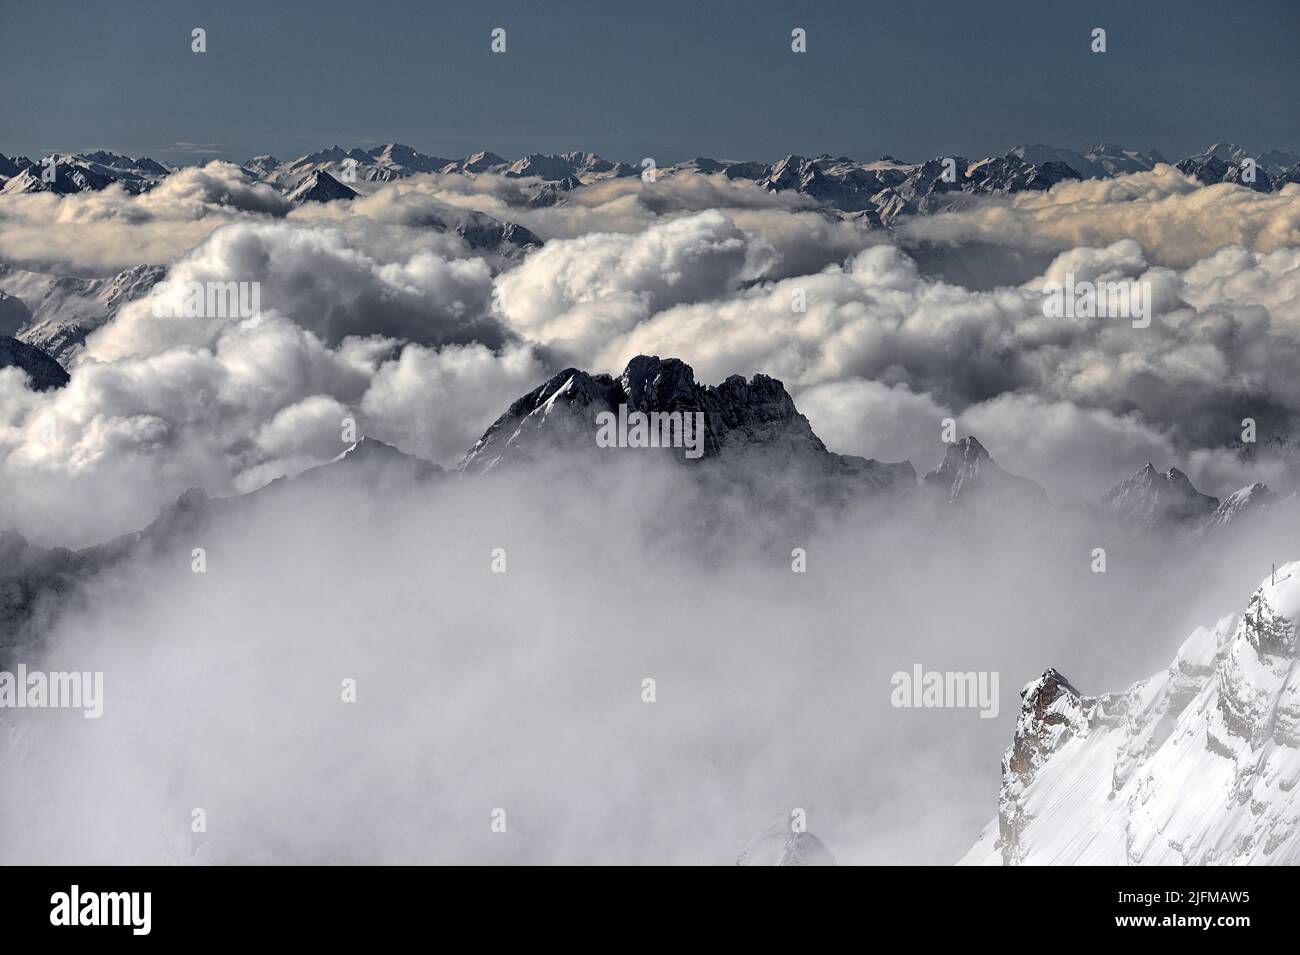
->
619 355 699 410
1223 162 1274 192
459 355 914 493
451 211 541 252
1176 154 1230 184
737 817 837 866
0 336 69 390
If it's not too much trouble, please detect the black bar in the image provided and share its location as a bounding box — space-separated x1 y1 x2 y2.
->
8 865 1271 940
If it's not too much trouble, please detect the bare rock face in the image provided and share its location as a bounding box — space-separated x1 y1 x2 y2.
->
1202 482 1277 534
459 354 915 494
0 336 68 391
965 563 1300 866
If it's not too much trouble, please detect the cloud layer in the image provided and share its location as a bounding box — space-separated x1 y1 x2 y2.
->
3 168 1300 544
4 165 1300 865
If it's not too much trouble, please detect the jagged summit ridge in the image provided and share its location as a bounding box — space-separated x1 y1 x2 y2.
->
459 354 915 492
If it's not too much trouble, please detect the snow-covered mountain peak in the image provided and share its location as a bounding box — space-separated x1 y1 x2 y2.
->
1200 142 1251 164
456 150 507 174
963 563 1300 865
286 169 358 203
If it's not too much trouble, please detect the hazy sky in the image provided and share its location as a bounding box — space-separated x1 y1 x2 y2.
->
1 0 1297 166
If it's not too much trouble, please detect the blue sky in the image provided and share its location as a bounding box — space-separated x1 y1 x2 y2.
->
2 0 1297 165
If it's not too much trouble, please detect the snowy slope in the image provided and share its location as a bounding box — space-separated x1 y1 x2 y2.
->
0 263 165 363
1201 483 1279 534
961 562 1300 865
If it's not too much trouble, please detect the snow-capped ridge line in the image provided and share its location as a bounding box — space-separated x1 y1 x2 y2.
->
963 562 1300 865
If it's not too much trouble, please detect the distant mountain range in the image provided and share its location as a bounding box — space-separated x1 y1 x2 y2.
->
3 141 1293 368
3 141 1297 225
